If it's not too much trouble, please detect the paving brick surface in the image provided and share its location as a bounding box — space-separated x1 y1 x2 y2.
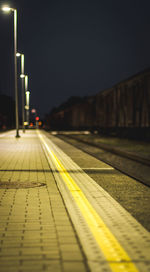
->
0 130 88 272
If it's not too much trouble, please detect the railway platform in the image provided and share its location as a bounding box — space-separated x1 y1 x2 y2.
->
0 130 150 272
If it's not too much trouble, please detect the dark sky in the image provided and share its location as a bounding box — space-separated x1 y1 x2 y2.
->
0 0 150 118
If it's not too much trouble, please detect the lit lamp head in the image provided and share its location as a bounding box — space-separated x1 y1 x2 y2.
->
16 52 21 57
2 6 12 12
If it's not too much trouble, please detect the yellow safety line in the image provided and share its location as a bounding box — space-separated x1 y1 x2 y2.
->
38 132 139 272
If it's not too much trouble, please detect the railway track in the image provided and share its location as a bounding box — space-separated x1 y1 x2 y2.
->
55 133 150 187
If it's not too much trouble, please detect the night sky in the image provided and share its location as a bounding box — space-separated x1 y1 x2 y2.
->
0 0 150 119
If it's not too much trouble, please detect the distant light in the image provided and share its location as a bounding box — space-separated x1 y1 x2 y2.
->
26 91 30 95
2 6 11 12
36 116 39 121
84 131 91 135
31 109 36 113
16 52 21 57
20 74 25 78
24 121 28 125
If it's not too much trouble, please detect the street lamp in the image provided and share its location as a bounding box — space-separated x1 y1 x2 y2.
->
2 6 11 12
2 5 20 137
17 52 25 133
25 75 30 127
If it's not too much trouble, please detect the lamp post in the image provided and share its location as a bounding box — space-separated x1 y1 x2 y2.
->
16 53 25 133
25 75 30 127
2 6 20 137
